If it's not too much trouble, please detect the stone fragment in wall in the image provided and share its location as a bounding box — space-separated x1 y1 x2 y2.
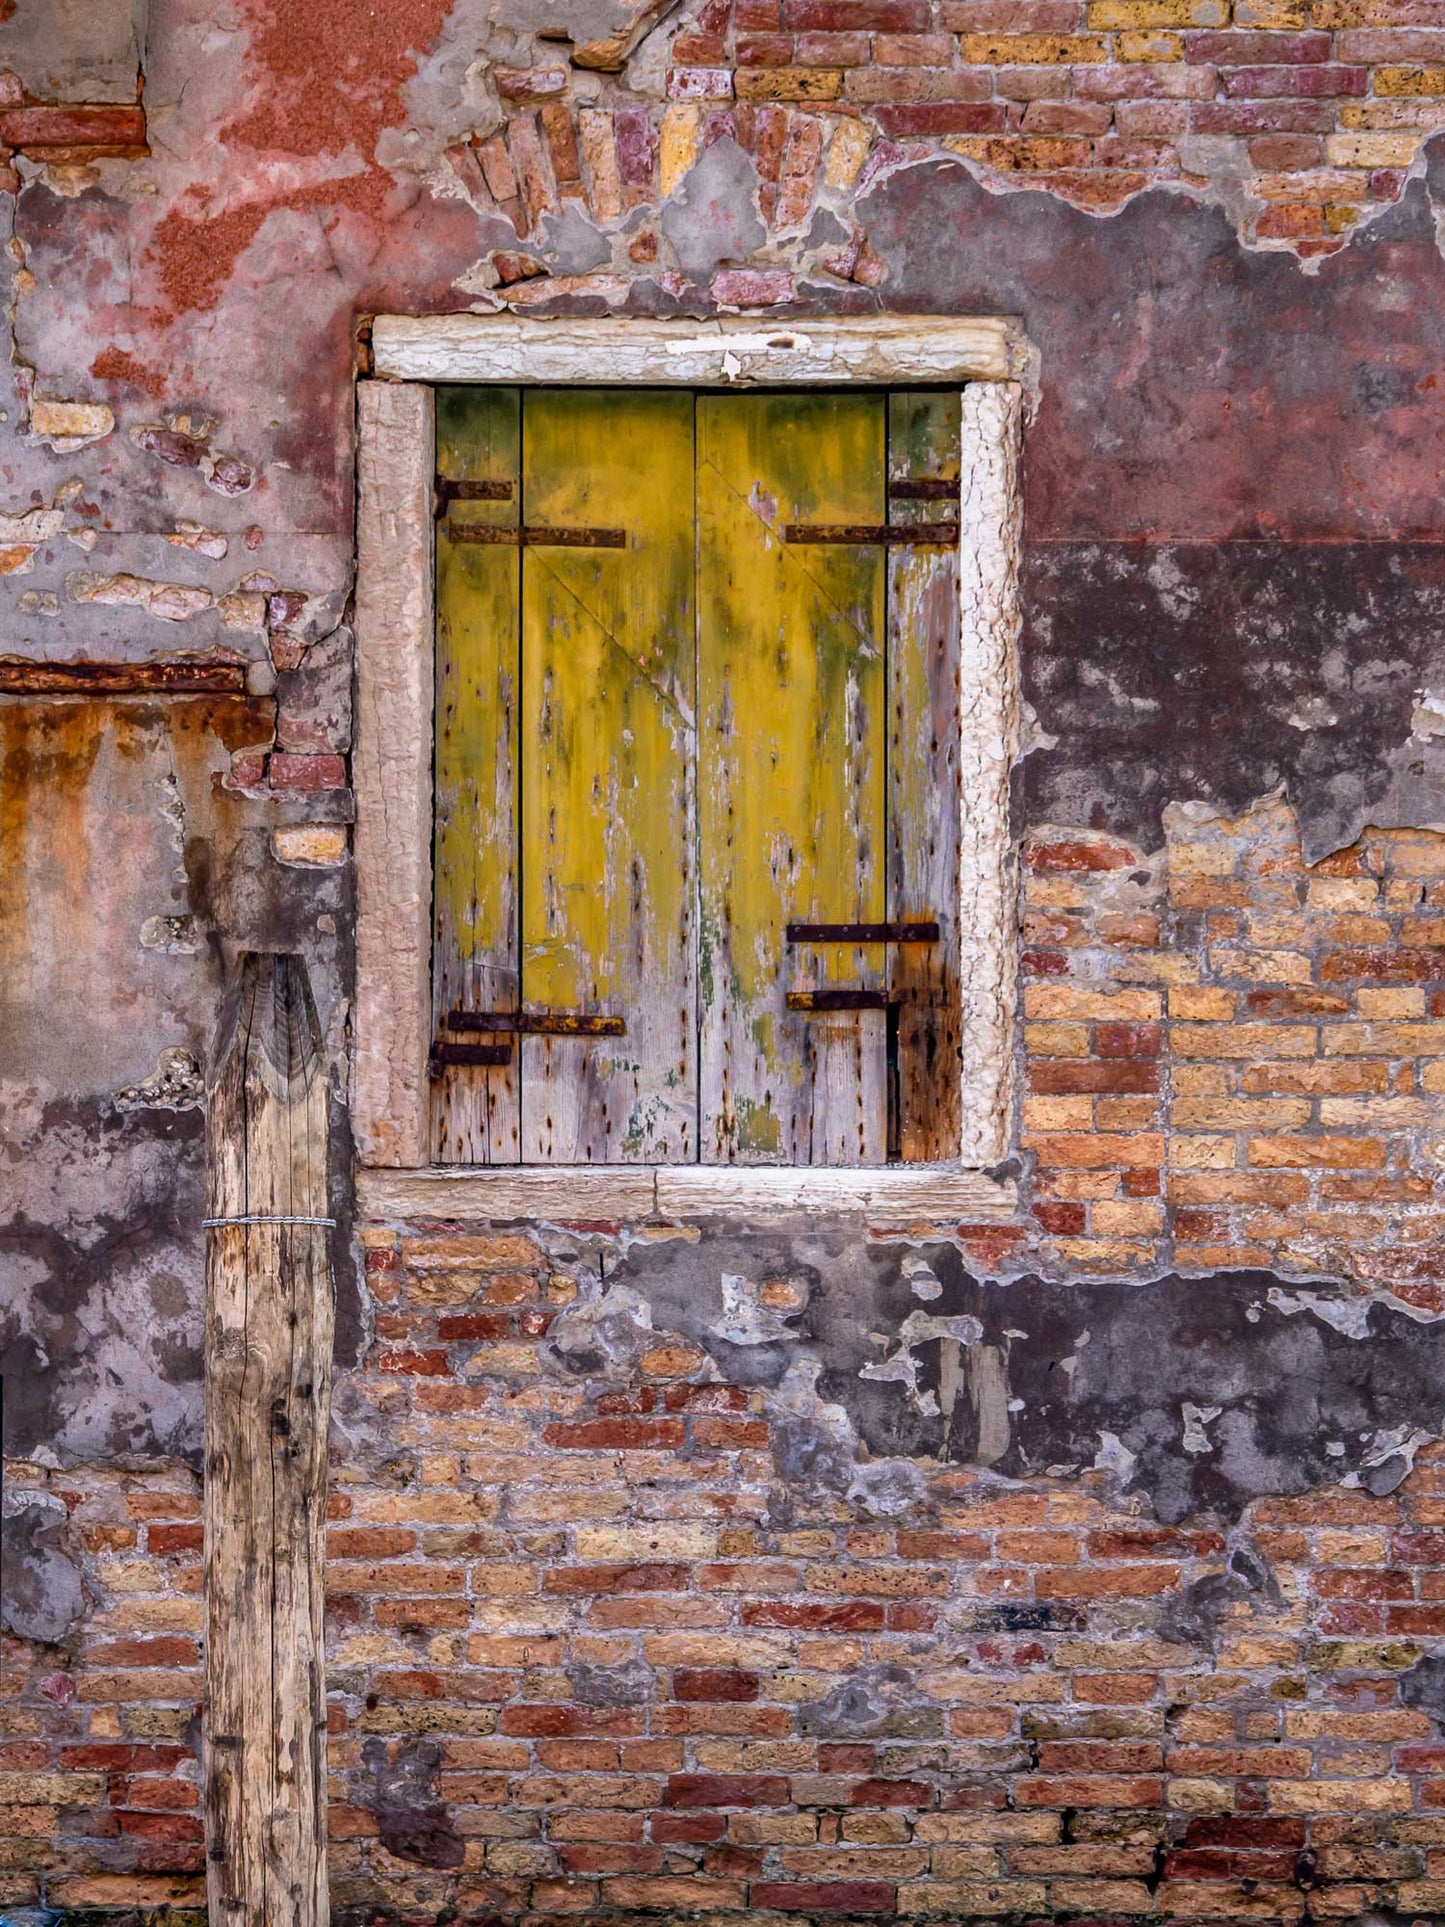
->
138 917 201 956
165 521 228 559
272 826 348 868
217 589 267 632
490 249 548 285
712 267 795 307
276 625 353 754
27 398 114 452
112 1047 204 1109
798 1664 938 1741
0 503 64 573
132 423 207 467
205 452 255 496
494 0 683 72
503 270 632 305
497 67 569 102
67 571 212 622
1 1495 86 1645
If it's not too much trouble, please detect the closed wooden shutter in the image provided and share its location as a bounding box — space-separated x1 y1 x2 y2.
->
432 386 961 1168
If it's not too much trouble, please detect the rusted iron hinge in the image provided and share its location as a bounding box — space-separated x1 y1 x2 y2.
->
448 1010 627 1037
435 476 515 518
786 921 940 944
442 524 627 549
782 523 960 547
429 1041 513 1076
889 478 959 501
786 989 889 1013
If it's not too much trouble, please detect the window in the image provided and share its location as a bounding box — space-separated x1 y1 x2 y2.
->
430 385 964 1169
354 317 1024 1214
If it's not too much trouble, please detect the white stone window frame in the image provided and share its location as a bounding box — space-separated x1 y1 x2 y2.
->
354 314 1027 1226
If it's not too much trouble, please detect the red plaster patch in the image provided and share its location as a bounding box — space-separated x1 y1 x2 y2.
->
91 345 166 398
147 0 457 317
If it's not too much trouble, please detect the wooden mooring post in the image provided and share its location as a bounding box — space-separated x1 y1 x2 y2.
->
204 952 333 1927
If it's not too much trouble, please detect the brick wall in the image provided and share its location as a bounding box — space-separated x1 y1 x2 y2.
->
459 0 1445 293
1023 796 1445 1295
23 1216 1445 1920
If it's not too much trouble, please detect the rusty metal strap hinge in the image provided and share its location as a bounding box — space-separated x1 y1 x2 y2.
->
786 921 940 945
442 524 628 549
890 478 959 501
430 1041 513 1076
435 476 514 517
782 523 960 547
786 990 890 1014
447 1010 627 1037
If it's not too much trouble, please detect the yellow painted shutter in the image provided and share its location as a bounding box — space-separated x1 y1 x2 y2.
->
434 386 961 1169
697 393 889 1165
432 386 521 1164
519 389 697 1163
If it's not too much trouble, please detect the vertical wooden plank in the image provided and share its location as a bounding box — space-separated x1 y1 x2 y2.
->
205 953 331 1927
519 389 697 1162
888 391 962 1162
354 380 433 1168
697 393 887 1166
432 387 521 1164
958 381 1024 1167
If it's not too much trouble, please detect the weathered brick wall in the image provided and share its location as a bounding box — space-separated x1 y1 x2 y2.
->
462 0 1445 289
1024 798 1445 1291
6 3 1445 1923
25 1208 1445 1922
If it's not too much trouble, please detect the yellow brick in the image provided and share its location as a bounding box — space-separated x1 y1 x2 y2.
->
1045 1171 1123 1199
1248 1135 1386 1170
1325 131 1423 167
1271 1778 1411 1813
1173 1098 1311 1131
1096 1097 1160 1131
1053 1238 1160 1270
574 1524 717 1561
1118 29 1182 55
1025 987 1162 1021
1174 1023 1316 1059
1025 1022 1092 1056
824 116 871 189
1356 988 1426 1018
959 32 1107 61
1315 1531 1388 1565
1324 1023 1445 1056
1168 1135 1237 1170
735 68 842 101
1424 1063 1445 1092
1306 876 1379 910
1341 101 1445 130
1087 0 1226 23
1318 1097 1432 1128
1233 0 1308 21
1174 1064 1230 1095
1171 987 1236 1021
1208 947 1312 985
1174 1243 1273 1270
1023 1096 1095 1132
659 103 700 196
1168 841 1239 877
1092 1199 1164 1234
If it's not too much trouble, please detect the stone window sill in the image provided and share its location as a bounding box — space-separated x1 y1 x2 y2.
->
356 1163 1016 1226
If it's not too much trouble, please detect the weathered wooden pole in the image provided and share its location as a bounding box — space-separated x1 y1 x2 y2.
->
204 951 333 1927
